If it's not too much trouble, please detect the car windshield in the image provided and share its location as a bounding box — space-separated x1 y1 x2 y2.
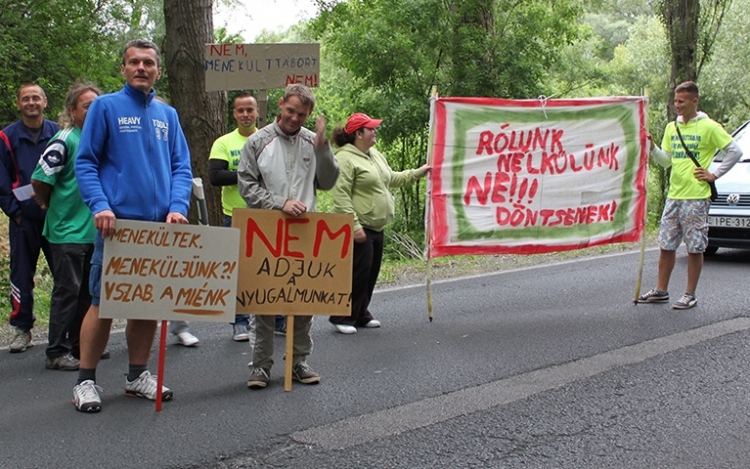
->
714 121 750 162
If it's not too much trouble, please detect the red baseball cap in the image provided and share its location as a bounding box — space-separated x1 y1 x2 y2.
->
344 113 383 134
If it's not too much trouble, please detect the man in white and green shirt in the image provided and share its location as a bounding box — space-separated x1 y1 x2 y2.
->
31 83 100 370
638 81 742 309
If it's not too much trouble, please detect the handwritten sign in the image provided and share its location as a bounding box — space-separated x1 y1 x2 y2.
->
427 96 649 256
205 43 320 91
232 208 353 316
99 220 239 322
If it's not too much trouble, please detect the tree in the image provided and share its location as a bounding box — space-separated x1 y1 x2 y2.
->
163 0 227 225
657 0 732 119
446 0 583 98
695 0 750 130
0 0 123 125
309 0 585 255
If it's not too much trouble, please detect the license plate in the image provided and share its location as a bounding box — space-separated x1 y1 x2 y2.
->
708 216 750 228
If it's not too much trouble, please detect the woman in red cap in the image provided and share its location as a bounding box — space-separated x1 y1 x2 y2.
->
329 113 430 334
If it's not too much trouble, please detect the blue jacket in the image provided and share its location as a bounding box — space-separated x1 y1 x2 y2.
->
0 119 58 219
76 83 193 222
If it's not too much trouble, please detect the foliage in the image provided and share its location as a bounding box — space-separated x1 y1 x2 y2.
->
306 0 586 257
0 0 177 127
0 0 118 125
0 0 748 250
655 0 733 119
446 0 584 98
699 0 750 130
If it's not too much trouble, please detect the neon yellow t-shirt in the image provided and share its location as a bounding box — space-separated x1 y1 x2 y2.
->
661 116 733 199
209 128 252 216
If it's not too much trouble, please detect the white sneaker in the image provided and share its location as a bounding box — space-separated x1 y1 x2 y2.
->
125 371 173 401
334 324 357 334
364 319 381 328
233 324 250 342
73 380 103 413
176 331 199 347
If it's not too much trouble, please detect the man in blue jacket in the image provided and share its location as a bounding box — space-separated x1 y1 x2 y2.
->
0 83 58 353
72 39 193 413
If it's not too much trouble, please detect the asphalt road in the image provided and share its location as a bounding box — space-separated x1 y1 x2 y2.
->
2 246 750 469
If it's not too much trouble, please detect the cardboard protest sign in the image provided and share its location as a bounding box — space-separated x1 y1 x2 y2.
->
99 220 239 322
427 96 649 256
205 43 320 91
232 208 353 316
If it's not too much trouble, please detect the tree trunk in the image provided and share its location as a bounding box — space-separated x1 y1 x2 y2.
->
660 0 700 120
163 0 227 226
448 0 495 97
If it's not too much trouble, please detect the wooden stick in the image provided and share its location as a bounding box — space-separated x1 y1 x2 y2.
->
425 88 438 322
156 320 168 411
257 89 268 128
634 170 648 305
284 315 295 391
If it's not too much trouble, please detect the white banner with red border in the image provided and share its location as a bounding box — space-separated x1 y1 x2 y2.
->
426 96 649 257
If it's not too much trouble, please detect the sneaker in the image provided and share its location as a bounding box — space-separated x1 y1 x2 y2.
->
176 331 199 347
334 324 357 334
73 380 103 413
364 319 381 328
637 289 669 304
45 354 80 371
247 367 270 389
673 293 698 310
275 322 287 336
292 362 321 384
233 324 250 342
124 370 173 401
9 326 32 353
101 349 111 360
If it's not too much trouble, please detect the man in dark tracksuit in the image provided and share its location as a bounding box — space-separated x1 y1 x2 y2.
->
0 83 57 352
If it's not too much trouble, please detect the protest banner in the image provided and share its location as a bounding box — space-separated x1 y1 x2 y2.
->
99 220 239 322
426 96 649 257
232 208 353 316
204 43 320 91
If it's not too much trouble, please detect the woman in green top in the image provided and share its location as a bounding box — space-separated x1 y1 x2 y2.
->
329 113 430 334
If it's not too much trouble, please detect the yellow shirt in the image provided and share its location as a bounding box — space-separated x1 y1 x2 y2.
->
209 128 251 215
661 115 732 199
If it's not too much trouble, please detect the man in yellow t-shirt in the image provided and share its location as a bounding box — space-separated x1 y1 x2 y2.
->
209 92 257 341
208 92 286 341
639 81 742 310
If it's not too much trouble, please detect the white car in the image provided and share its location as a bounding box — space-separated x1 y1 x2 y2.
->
706 120 750 255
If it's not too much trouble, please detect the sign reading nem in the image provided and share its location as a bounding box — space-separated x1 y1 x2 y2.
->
427 96 649 256
204 43 320 91
232 208 353 316
99 220 239 322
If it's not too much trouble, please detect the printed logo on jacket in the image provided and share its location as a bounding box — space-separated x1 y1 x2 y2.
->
116 116 169 141
118 116 142 134
152 119 169 141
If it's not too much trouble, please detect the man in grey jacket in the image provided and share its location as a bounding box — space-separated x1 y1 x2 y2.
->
238 84 339 389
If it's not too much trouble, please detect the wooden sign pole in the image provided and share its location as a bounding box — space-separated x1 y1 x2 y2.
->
258 89 268 128
156 320 168 411
284 315 295 391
